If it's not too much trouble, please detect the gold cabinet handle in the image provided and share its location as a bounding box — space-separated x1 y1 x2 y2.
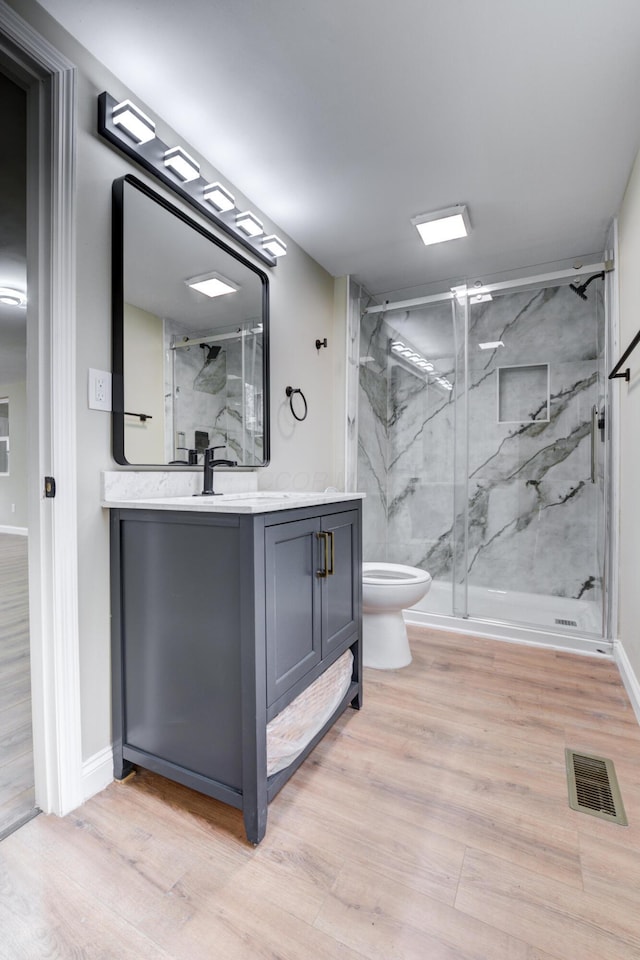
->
316 531 329 577
327 530 335 576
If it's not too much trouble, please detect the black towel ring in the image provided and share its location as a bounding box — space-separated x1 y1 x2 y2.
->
285 386 308 422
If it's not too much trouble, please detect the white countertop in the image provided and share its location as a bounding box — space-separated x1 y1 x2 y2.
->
101 491 365 514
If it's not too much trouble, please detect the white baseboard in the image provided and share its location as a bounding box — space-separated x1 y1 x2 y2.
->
614 640 640 727
0 525 28 535
81 745 113 802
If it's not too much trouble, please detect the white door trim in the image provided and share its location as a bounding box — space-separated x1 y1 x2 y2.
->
0 0 82 815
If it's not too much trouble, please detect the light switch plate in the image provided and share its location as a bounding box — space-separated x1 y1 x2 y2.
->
88 368 112 411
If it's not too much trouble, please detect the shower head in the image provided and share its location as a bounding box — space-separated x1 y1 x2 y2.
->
569 272 604 301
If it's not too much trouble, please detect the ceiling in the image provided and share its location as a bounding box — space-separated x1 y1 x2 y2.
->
14 1 640 301
33 0 640 298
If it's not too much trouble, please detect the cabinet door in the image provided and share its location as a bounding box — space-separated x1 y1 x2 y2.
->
265 517 322 705
321 510 359 657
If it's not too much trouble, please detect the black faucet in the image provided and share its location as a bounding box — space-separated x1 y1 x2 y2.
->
201 445 238 495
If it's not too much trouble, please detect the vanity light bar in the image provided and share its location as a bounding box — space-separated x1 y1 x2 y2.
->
112 99 156 144
390 340 435 373
97 91 281 267
164 146 200 182
236 211 264 237
391 339 450 388
203 181 235 212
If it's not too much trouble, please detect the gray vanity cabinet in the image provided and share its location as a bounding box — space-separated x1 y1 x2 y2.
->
110 499 362 845
265 509 359 707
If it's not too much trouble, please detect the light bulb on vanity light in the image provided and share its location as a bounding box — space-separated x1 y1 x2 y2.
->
262 235 287 258
163 146 200 182
203 182 235 212
112 99 156 143
235 211 264 237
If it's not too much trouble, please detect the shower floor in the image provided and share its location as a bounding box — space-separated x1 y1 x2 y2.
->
405 579 608 655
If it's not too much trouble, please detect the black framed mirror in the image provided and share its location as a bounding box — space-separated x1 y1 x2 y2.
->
112 174 270 467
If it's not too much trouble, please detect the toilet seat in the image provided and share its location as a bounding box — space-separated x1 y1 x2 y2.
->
363 561 431 586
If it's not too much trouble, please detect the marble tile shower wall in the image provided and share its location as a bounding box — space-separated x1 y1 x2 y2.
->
358 303 456 573
358 285 602 601
164 324 263 465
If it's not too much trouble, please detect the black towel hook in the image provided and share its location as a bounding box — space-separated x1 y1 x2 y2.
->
285 386 308 422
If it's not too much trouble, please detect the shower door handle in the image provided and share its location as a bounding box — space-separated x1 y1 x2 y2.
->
590 404 598 484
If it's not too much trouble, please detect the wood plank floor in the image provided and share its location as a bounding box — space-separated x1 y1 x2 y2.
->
0 533 35 838
2 625 640 959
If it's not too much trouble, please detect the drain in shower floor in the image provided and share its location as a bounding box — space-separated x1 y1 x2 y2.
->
565 749 628 825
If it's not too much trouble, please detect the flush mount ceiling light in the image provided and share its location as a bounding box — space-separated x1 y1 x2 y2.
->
411 205 470 246
112 99 156 144
0 287 26 306
236 211 264 237
98 91 282 267
186 272 238 298
164 146 200 182
203 181 235 213
478 340 505 350
262 235 287 258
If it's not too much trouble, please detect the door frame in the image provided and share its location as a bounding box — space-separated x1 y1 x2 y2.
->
0 0 82 815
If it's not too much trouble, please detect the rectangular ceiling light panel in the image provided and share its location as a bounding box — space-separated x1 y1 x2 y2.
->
187 272 238 298
412 205 470 246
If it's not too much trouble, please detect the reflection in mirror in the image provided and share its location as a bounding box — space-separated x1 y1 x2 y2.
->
113 175 269 466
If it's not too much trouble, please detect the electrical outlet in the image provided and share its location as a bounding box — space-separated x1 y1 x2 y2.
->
88 368 112 411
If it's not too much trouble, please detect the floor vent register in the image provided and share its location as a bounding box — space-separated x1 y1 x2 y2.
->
565 749 628 825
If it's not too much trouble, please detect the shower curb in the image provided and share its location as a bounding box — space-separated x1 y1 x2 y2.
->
403 609 613 659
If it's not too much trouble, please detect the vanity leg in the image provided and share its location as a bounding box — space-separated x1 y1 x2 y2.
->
114 755 135 781
243 800 267 845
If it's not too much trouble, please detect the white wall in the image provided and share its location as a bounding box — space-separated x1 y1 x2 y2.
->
123 304 165 463
0 380 27 528
616 147 640 690
7 0 346 762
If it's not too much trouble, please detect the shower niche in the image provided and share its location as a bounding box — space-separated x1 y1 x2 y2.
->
497 364 549 423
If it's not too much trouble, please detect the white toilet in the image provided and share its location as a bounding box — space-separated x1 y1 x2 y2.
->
362 562 432 669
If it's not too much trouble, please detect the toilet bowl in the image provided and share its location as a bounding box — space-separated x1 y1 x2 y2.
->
362 562 432 669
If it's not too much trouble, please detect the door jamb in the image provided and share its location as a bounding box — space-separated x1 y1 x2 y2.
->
0 0 82 815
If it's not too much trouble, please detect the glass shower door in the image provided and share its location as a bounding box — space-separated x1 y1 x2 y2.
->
460 279 606 637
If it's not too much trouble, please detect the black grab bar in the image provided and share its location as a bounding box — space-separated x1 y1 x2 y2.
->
609 328 640 382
